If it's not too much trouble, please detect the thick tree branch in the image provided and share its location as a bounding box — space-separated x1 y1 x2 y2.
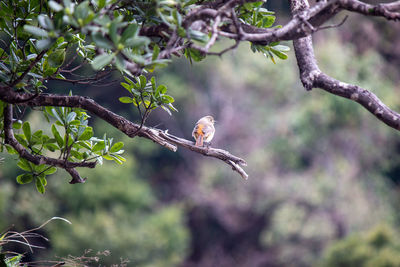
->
290 0 400 131
197 0 341 44
183 0 399 55
0 88 248 179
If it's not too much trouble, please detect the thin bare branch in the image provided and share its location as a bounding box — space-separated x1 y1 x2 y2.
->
204 16 221 51
338 0 400 20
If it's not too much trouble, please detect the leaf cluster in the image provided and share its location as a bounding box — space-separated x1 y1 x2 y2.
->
0 101 125 193
120 74 177 120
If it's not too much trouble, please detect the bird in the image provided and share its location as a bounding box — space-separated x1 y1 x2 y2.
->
192 115 215 147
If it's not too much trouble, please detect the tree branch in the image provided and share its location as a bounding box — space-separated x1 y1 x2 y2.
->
158 130 248 180
0 88 249 179
290 0 400 131
3 104 95 183
338 0 400 21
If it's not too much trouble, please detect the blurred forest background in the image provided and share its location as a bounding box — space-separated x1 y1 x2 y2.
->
2 1 400 266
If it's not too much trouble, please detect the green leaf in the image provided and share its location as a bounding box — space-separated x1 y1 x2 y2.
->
110 142 124 153
168 102 178 112
111 154 126 164
49 1 63 12
15 134 29 147
121 23 138 43
261 16 275 28
17 158 32 172
185 48 205 62
12 120 22 129
124 76 134 85
172 10 182 26
70 149 83 160
92 53 113 70
31 130 43 144
102 154 114 160
36 177 45 194
75 1 89 20
22 122 31 141
43 166 57 175
52 124 64 148
38 15 54 30
48 49 66 68
5 144 18 155
156 84 167 94
121 82 132 92
16 173 33 184
36 39 53 51
138 75 147 89
66 112 77 123
52 108 64 124
162 95 174 104
45 143 58 152
122 50 146 65
92 141 105 152
124 36 150 48
78 127 93 141
109 21 119 44
152 44 160 61
91 32 113 49
38 174 47 186
188 29 209 43
271 48 288 60
119 97 133 103
98 0 106 9
132 98 141 106
77 141 92 150
272 44 290 52
24 25 48 37
115 54 125 71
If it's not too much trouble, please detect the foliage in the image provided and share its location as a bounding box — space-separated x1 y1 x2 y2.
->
0 32 399 265
0 0 399 266
1 103 125 193
119 74 177 122
0 134 189 266
320 225 400 267
0 0 288 190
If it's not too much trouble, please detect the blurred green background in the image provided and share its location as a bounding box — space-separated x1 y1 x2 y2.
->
2 3 400 266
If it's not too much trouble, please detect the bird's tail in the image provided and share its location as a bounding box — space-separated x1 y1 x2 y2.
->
195 135 204 147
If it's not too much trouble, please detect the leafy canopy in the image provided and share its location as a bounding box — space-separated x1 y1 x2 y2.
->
0 0 288 193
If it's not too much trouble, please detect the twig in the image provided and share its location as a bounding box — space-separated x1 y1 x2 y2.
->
318 15 348 31
204 16 221 51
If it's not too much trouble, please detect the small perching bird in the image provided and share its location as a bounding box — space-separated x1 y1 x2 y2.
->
192 115 215 147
